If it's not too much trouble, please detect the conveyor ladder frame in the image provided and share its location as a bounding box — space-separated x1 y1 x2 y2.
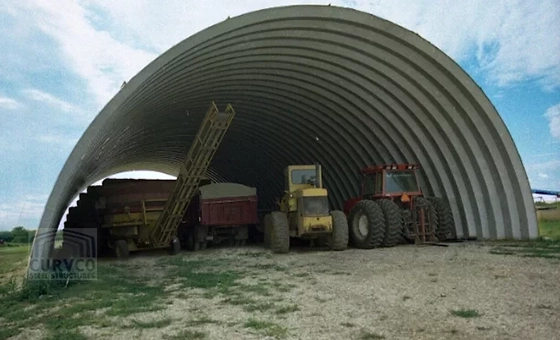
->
150 102 235 247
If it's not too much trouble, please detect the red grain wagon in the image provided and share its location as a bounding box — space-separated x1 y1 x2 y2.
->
179 182 258 250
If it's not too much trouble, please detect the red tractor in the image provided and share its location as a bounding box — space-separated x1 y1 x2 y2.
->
343 163 454 248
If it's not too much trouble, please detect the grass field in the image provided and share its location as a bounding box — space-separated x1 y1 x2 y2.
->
0 244 30 277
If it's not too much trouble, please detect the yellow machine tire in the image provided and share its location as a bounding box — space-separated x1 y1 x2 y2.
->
348 200 384 249
270 211 290 254
327 210 349 251
378 199 401 247
263 214 272 248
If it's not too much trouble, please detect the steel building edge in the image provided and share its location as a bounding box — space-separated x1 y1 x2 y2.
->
31 4 537 262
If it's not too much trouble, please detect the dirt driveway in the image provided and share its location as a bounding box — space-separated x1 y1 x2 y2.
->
91 242 560 340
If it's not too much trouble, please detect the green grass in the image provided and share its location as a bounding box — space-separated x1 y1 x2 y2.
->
489 238 560 260
275 304 300 314
0 263 169 339
539 220 560 240
0 244 30 276
0 252 302 339
126 318 173 329
451 309 481 318
158 257 243 290
359 331 385 339
244 318 288 339
163 329 207 339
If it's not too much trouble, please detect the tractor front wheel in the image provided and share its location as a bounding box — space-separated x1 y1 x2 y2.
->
348 200 384 249
270 211 290 254
327 210 349 251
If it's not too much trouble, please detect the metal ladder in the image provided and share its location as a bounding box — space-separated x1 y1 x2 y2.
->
150 102 235 247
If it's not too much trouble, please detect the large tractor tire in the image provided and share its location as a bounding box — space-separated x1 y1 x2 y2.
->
377 199 402 247
263 214 272 248
270 211 290 254
427 197 454 241
414 197 437 240
327 210 349 251
348 200 385 249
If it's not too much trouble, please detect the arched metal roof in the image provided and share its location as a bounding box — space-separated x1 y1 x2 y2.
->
33 5 538 257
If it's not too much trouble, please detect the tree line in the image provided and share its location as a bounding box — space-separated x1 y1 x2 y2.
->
0 226 37 244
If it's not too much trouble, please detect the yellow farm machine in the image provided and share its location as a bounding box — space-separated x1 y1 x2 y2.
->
263 163 348 253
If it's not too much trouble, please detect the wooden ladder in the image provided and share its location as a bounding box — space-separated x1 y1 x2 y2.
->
150 102 235 248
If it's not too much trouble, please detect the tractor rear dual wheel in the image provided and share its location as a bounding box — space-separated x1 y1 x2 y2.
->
270 211 290 253
348 200 384 249
377 199 401 247
426 197 454 241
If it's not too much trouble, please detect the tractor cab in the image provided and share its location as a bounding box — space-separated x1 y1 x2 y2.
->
360 163 423 208
280 164 327 214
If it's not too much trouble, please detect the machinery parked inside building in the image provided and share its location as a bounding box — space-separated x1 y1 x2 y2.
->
343 163 454 248
61 102 235 259
264 163 348 253
178 182 259 250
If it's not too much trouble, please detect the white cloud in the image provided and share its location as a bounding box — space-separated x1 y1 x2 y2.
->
545 103 560 140
0 96 22 110
350 0 560 90
538 173 549 179
6 0 559 112
23 89 77 113
0 194 49 230
36 133 79 148
8 0 159 108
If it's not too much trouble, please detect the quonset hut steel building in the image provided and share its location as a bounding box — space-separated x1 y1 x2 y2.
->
33 5 538 258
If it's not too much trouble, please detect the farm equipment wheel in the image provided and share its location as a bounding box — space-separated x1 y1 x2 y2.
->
114 240 129 259
270 211 290 254
348 200 385 249
168 236 180 255
377 199 401 247
427 197 454 241
327 210 349 251
263 214 272 248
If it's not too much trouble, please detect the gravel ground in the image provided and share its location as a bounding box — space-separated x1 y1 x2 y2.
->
81 241 560 340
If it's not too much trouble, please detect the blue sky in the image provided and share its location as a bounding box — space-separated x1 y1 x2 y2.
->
0 0 559 230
